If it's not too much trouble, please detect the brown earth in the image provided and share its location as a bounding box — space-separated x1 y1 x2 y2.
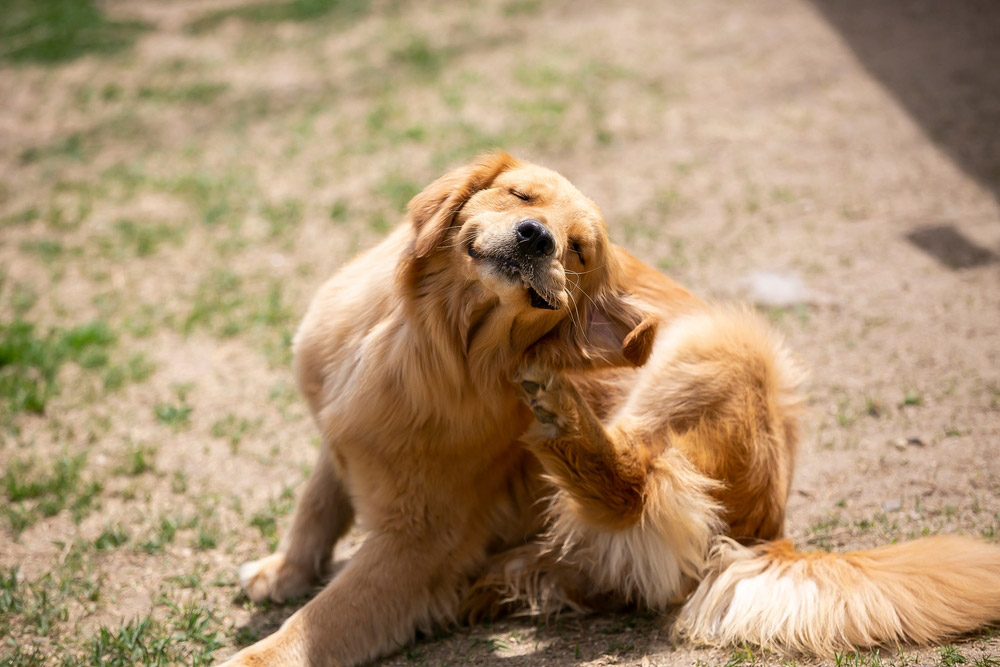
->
1 0 998 665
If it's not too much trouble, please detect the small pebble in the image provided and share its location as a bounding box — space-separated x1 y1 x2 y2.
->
882 499 902 512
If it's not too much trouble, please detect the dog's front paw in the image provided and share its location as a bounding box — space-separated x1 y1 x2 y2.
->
514 365 573 438
239 552 315 604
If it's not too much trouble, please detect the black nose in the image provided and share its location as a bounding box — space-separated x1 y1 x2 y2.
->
515 219 555 257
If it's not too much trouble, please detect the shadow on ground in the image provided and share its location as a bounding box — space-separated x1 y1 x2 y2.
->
809 0 1000 204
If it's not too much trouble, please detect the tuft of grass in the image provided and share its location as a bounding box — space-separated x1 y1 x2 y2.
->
117 442 157 476
164 170 252 228
210 414 259 452
939 645 968 666
390 34 450 79
504 0 542 15
0 319 116 418
261 199 304 238
899 391 924 408
249 488 296 550
154 401 192 429
19 239 64 263
183 271 293 341
137 83 229 105
102 219 181 258
377 173 421 214
20 132 93 165
94 524 130 551
87 601 224 667
103 352 156 391
1 0 148 64
187 0 370 33
140 516 179 554
2 454 103 534
1 207 41 228
329 199 350 222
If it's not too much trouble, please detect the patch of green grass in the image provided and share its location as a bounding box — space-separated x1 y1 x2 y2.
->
835 396 856 427
210 414 259 452
164 170 252 227
939 645 968 666
19 239 64 263
367 211 390 234
261 199 304 238
390 34 450 79
1 0 148 64
100 219 181 258
899 391 924 408
1 454 102 535
0 567 22 616
154 401 193 429
183 271 293 341
94 524 130 551
187 0 370 33
7 282 38 318
806 513 842 551
86 600 224 666
724 645 759 666
833 649 889 666
503 0 542 15
329 199 350 222
20 131 92 165
194 527 218 551
103 352 156 391
43 196 93 231
249 487 296 550
377 173 421 213
140 516 180 554
117 442 157 476
2 207 41 228
0 319 117 418
510 97 568 144
137 82 229 105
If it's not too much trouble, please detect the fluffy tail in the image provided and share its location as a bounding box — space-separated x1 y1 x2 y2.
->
673 535 1000 655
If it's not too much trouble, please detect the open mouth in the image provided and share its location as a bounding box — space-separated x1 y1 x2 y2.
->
468 245 559 310
528 286 558 310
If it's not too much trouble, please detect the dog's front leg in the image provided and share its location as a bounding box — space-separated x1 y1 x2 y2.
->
222 529 465 666
240 445 354 604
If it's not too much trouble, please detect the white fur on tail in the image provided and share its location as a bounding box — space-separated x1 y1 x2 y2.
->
674 535 1000 654
547 449 724 609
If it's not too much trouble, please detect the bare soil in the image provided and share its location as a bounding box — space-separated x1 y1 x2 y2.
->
1 0 998 665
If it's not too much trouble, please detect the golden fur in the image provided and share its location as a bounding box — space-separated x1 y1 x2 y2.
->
221 153 1000 666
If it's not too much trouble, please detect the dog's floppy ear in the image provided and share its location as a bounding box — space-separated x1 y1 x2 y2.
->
582 290 659 368
409 151 519 258
531 287 659 370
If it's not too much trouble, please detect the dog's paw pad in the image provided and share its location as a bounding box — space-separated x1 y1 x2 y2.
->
520 379 541 395
531 404 559 424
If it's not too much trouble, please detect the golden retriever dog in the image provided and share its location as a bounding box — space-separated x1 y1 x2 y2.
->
221 152 1000 666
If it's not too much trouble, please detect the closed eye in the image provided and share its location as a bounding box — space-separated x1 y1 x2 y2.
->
509 189 531 202
570 240 586 265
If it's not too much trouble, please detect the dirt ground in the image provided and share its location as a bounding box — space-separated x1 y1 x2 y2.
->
2 0 999 665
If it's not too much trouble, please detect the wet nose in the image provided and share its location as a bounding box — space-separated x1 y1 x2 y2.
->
515 219 555 257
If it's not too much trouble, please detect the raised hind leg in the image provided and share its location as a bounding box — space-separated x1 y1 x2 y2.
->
513 364 722 608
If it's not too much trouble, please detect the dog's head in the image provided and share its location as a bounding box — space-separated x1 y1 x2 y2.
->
406 151 657 371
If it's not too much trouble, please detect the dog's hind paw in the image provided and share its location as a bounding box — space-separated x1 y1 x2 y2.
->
513 365 573 436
